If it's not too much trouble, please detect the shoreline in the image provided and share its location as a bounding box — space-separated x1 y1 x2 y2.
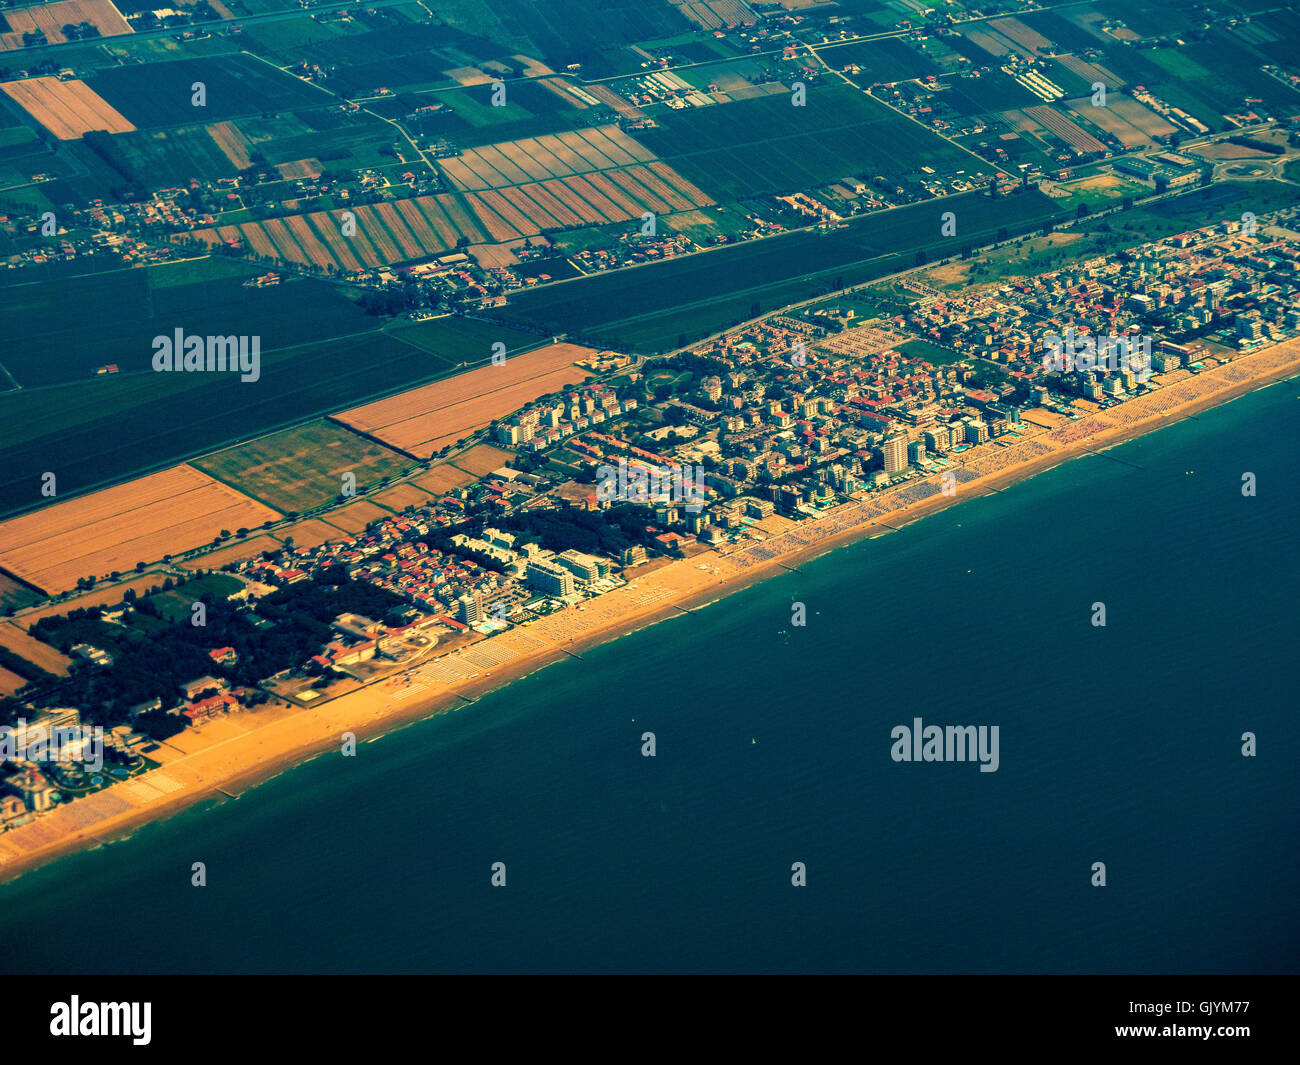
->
2 337 1298 886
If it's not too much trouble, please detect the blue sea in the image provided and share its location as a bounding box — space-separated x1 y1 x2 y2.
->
2 383 1297 974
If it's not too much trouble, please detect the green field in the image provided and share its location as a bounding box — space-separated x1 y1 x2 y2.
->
630 85 988 200
0 261 371 387
492 188 1064 352
192 420 415 513
0 300 547 517
88 56 336 130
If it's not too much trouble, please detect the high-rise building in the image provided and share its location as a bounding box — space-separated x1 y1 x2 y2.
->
881 433 908 475
457 592 480 624
526 559 575 597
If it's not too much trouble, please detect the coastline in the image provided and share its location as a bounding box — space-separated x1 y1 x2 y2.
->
2 337 1298 886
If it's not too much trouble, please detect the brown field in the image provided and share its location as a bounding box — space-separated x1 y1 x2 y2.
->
542 177 605 223
354 205 403 261
563 174 625 220
412 464 477 495
0 466 280 595
191 420 414 513
515 136 575 176
393 198 441 249
1056 54 1125 90
305 212 365 271
323 499 391 534
180 535 280 571
0 666 27 696
0 0 132 51
499 185 559 228
413 197 462 245
498 140 552 181
518 183 582 226
446 66 494 85
0 76 134 139
608 168 670 213
465 193 519 240
208 121 252 169
583 171 642 216
277 158 323 180
0 622 72 675
473 145 531 185
435 194 487 243
479 188 540 234
336 342 595 458
373 202 422 259
277 518 348 550
436 126 712 240
370 483 435 511
989 17 1052 54
286 214 338 269
1066 96 1173 147
451 443 517 477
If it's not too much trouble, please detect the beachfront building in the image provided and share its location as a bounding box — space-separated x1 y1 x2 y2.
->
457 592 481 625
13 767 56 813
527 559 575 597
881 433 908 475
556 550 611 582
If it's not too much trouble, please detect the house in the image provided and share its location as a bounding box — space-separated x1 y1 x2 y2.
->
180 675 229 701
183 694 237 722
208 647 238 667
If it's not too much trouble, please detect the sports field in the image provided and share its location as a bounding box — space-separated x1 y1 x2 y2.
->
191 420 416 514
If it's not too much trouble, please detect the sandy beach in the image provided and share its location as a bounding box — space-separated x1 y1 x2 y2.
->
3 336 1298 884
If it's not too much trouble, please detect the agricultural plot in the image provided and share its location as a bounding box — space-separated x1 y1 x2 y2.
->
88 56 334 130
0 0 132 51
335 342 595 458
1065 97 1175 149
323 499 391 535
0 77 135 139
370 483 435 511
438 124 713 231
462 0 690 77
0 263 371 387
188 192 496 269
0 306 547 515
112 125 242 185
191 420 416 513
817 37 941 83
0 465 280 595
491 188 1065 352
630 86 988 200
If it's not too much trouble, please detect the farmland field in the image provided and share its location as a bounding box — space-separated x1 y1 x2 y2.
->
0 262 371 387
0 0 132 52
323 499 391 534
335 342 595 457
88 56 334 129
0 464 280 595
817 38 941 84
0 305 549 515
191 420 417 513
0 77 135 139
629 85 987 200
491 188 1064 351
